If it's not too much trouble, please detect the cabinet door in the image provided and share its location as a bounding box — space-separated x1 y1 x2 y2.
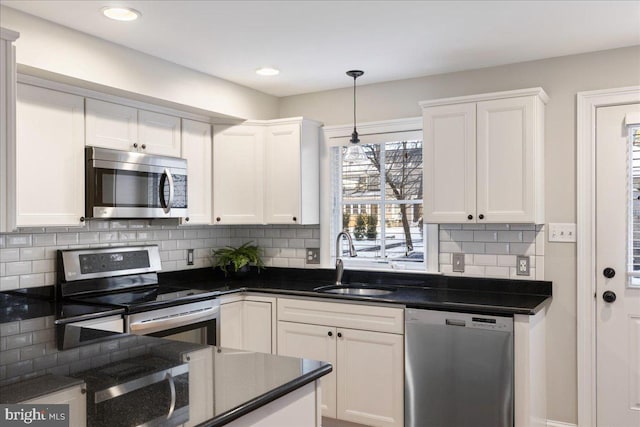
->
138 109 181 157
213 125 264 224
25 383 86 427
277 321 337 418
243 300 273 353
336 328 404 427
182 119 212 225
476 96 538 223
16 84 85 227
264 123 301 224
423 102 476 223
220 300 244 350
85 98 138 151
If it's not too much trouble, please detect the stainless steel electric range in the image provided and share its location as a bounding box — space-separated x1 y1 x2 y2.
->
57 245 219 348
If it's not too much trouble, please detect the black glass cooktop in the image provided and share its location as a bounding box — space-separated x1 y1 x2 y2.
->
70 285 215 310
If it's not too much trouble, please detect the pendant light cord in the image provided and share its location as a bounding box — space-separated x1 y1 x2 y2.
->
353 76 357 133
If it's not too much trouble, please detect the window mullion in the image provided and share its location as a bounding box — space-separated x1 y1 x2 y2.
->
380 144 386 260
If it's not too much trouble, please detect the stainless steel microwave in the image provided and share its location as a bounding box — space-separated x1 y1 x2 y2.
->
86 146 188 219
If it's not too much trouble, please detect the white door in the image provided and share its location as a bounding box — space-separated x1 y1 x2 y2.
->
16 84 85 227
596 103 640 426
138 109 181 157
422 102 476 223
277 321 337 418
181 119 212 225
336 328 404 427
212 124 264 224
264 123 301 224
85 98 138 151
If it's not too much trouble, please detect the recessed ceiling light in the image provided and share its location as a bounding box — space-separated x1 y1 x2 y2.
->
102 7 141 21
256 67 280 76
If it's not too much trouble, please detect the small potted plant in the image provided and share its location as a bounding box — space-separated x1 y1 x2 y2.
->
211 242 264 277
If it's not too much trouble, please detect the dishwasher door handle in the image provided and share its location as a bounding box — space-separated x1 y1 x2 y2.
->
445 318 466 327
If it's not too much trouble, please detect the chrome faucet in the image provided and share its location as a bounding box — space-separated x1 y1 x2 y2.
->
335 231 357 285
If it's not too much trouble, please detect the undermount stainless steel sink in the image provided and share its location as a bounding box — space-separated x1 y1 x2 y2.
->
315 285 396 296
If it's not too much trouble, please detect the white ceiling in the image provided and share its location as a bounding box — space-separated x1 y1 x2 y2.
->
2 0 639 97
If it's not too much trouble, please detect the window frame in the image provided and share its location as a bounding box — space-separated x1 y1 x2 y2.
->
321 117 439 273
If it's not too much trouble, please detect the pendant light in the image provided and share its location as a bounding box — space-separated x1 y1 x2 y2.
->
344 70 367 163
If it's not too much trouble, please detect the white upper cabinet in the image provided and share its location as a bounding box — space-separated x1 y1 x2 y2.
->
86 98 181 157
181 119 212 225
421 88 547 224
16 83 85 227
213 124 265 224
138 109 181 157
264 120 320 224
213 118 321 225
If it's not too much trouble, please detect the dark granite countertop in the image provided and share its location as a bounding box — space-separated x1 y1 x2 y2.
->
159 267 552 316
0 327 331 427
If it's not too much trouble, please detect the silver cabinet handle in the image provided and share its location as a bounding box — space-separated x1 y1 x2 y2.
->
166 372 176 420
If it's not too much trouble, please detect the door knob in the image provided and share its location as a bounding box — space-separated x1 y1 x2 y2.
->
603 268 616 278
602 291 617 303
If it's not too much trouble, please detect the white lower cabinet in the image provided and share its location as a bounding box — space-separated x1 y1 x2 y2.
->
220 295 276 354
276 298 404 427
23 383 86 427
15 83 85 228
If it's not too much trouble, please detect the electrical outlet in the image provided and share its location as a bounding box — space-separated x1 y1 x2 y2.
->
452 253 465 272
187 249 194 266
306 248 320 265
517 255 530 276
548 223 577 242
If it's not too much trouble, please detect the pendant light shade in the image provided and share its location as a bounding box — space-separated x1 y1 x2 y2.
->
344 70 367 163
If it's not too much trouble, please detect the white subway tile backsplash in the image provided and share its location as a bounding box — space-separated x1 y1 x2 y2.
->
485 266 510 278
7 235 32 247
485 224 510 230
296 229 313 239
6 262 31 276
484 243 511 255
461 224 485 230
289 258 305 268
474 254 498 266
57 233 79 245
20 274 45 288
497 255 516 267
461 242 485 254
33 234 56 246
0 276 19 291
498 231 523 242
109 221 129 230
450 231 475 242
20 248 44 261
161 240 177 251
0 236 4 248
510 242 534 256
440 241 462 253
1 249 20 262
473 231 498 242
440 224 462 230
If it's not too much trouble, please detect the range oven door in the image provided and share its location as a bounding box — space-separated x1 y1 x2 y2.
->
82 358 189 427
127 299 219 346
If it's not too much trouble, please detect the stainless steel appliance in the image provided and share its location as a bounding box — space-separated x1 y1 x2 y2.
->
74 355 189 427
57 245 219 349
86 146 188 219
405 308 514 427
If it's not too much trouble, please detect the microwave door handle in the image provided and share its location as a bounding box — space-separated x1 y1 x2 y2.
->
160 168 175 214
165 372 176 420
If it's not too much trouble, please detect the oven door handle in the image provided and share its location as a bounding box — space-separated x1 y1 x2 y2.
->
166 372 176 420
129 306 218 332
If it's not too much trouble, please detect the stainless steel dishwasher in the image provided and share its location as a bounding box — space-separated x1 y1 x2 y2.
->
405 308 514 427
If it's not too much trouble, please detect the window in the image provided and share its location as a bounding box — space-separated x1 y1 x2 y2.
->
326 118 437 272
629 125 640 286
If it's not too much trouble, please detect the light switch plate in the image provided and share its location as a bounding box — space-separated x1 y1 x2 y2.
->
452 253 465 272
548 223 577 242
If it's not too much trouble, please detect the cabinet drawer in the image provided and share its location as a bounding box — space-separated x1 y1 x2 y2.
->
277 298 404 334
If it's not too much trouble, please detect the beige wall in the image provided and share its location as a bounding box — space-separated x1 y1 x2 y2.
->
280 45 640 425
0 6 279 121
